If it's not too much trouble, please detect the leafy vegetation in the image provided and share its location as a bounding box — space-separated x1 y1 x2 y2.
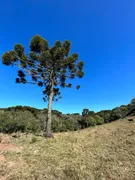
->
0 98 135 134
0 106 81 134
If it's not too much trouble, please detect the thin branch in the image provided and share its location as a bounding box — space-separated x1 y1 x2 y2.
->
14 63 45 81
26 81 38 85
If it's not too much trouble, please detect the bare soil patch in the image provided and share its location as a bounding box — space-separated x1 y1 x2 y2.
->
0 154 5 161
0 143 23 151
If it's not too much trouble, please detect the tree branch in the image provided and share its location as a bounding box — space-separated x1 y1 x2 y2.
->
14 63 45 81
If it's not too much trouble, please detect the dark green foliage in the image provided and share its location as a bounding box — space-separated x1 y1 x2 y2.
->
2 34 84 103
0 106 80 134
76 85 80 89
2 51 17 65
131 97 135 105
30 35 49 52
88 111 95 116
0 109 39 133
85 116 97 126
14 44 25 57
110 108 123 121
122 99 135 117
0 99 133 135
97 110 112 123
97 105 130 123
78 103 132 129
52 119 75 132
78 109 104 129
0 98 134 135
94 115 104 125
82 109 89 117
53 116 80 132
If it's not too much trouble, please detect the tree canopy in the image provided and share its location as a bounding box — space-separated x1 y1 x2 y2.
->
2 35 84 101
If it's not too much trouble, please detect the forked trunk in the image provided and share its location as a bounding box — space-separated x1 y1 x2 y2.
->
46 85 54 138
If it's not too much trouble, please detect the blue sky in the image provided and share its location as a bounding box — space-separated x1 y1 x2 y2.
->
0 0 135 114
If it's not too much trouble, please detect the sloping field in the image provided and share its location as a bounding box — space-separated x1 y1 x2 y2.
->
0 117 135 180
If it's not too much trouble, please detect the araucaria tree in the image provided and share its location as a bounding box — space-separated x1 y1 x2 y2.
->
2 35 84 137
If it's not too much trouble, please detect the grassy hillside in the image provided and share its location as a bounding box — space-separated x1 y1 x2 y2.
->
0 117 135 180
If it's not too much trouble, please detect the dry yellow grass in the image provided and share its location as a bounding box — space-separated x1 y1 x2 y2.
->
0 117 135 180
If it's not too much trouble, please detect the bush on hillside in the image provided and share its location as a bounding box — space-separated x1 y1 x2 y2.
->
0 100 134 135
0 110 39 133
52 118 79 132
94 115 104 125
97 110 111 123
86 116 97 126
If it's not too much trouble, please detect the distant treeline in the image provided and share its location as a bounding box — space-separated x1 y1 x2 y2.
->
0 101 135 134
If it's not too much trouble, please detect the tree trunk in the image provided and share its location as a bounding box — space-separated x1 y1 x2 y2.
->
46 85 54 138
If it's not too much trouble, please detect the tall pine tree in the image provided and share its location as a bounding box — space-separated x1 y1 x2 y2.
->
2 35 84 137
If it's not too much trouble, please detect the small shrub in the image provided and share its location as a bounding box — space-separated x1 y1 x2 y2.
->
30 136 38 143
94 115 104 125
86 116 97 126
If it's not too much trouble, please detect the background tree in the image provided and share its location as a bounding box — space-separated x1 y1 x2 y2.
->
2 35 84 138
78 109 90 129
131 97 135 105
82 108 89 117
122 97 135 118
